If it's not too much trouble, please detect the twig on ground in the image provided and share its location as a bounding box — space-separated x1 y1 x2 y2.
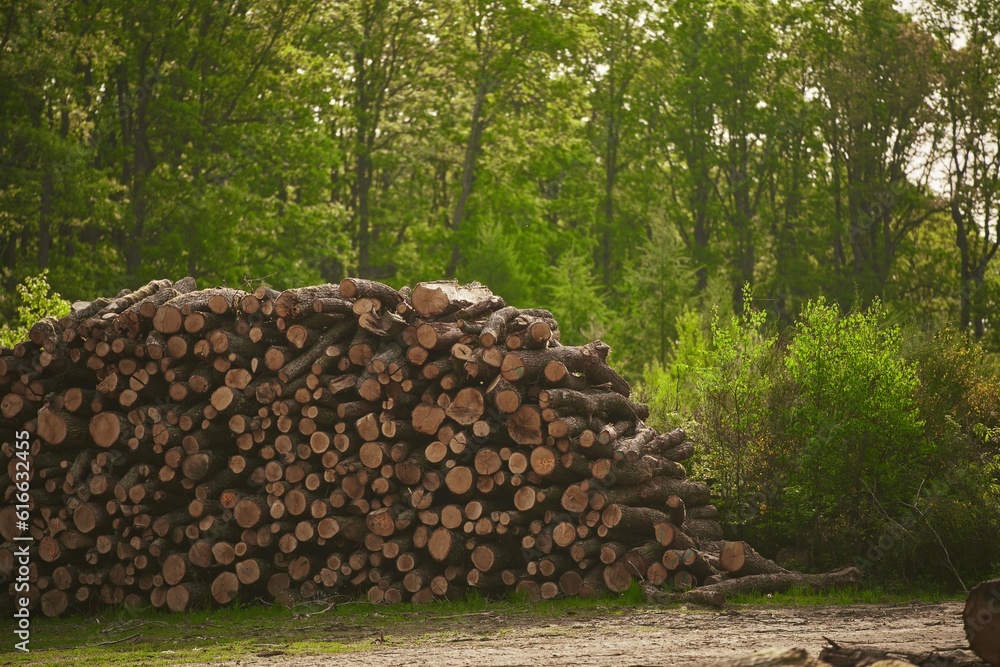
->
88 633 140 647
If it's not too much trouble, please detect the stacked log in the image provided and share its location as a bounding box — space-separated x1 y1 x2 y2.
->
0 277 849 616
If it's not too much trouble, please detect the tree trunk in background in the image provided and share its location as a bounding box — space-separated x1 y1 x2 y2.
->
39 163 53 270
692 171 712 291
353 54 374 278
954 200 975 335
730 146 754 313
116 62 137 273
352 6 376 279
129 61 152 276
602 124 617 288
449 81 488 278
0 230 16 290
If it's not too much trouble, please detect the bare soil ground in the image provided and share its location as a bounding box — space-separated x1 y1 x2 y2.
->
207 601 975 666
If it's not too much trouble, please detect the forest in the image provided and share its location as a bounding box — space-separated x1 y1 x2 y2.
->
1 0 999 588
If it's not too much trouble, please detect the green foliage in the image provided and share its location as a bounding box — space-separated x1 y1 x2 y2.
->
634 291 718 432
459 215 548 308
892 327 1000 582
692 285 784 525
613 222 697 376
544 246 610 346
656 295 1000 585
662 307 712 411
0 271 71 347
782 298 926 563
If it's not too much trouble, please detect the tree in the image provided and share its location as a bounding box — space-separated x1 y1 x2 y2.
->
103 0 321 279
928 0 1000 338
314 0 431 279
438 0 567 277
615 221 695 374
758 2 832 322
808 0 942 303
578 0 656 288
784 298 925 562
0 0 119 296
709 0 788 312
650 0 722 290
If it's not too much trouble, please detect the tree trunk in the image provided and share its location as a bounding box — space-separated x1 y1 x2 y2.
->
449 80 488 277
680 567 862 607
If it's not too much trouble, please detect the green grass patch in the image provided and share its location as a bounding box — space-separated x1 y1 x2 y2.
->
0 586 949 665
0 601 373 666
0 591 646 666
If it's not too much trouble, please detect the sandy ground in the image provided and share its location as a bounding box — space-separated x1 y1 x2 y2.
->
206 601 980 666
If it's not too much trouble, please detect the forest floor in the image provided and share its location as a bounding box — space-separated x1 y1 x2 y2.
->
2 596 977 666
200 600 971 667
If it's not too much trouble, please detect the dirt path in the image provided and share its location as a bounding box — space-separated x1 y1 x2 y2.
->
209 601 976 666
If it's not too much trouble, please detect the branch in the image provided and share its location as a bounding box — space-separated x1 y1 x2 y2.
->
88 633 140 647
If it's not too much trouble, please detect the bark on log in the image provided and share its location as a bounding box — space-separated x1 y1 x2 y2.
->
720 541 789 577
500 341 630 397
538 388 648 422
680 567 863 607
600 477 711 508
37 408 90 446
411 281 495 318
964 578 1000 666
166 582 207 612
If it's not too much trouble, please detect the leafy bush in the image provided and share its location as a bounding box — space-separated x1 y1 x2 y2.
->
892 327 1000 584
0 271 71 348
781 298 927 565
693 285 784 526
636 306 711 431
655 293 1000 585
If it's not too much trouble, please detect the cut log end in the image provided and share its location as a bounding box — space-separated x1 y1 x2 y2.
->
211 571 240 605
506 405 543 445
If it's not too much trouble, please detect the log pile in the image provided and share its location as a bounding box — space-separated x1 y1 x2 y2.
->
0 277 851 616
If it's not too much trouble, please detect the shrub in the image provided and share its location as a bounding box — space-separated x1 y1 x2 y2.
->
894 327 1000 583
0 271 71 348
781 298 926 564
637 306 711 431
657 293 1000 585
695 286 784 523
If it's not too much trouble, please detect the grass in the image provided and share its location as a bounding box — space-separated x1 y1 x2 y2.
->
1 601 371 666
0 585 965 665
0 591 644 666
